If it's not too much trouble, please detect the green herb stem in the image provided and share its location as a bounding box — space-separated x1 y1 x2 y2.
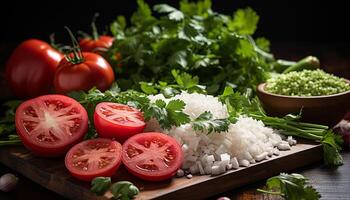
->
0 140 22 146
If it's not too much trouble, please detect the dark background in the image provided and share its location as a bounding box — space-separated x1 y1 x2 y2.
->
0 0 349 44
0 0 349 74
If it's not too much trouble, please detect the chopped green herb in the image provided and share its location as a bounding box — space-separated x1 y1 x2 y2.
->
266 69 350 96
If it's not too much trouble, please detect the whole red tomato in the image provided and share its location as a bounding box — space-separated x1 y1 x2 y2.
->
78 13 114 55
5 39 63 98
54 52 115 94
79 35 114 54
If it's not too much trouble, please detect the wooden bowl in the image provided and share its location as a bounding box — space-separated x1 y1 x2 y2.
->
256 82 350 127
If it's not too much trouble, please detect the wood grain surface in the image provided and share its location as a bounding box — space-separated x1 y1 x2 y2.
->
0 142 322 200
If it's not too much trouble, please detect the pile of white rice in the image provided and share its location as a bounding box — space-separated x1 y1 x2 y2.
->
146 92 296 176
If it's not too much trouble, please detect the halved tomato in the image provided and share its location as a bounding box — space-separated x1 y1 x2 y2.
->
122 132 183 181
65 138 122 181
94 102 146 142
15 95 88 157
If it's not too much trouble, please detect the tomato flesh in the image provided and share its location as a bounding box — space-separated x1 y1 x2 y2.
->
15 95 88 157
122 132 183 181
94 103 146 142
65 138 122 181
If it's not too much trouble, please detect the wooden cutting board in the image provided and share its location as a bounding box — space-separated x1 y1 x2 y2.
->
0 142 322 200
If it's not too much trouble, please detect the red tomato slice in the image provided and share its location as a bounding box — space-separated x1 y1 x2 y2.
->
65 138 122 181
122 132 183 181
15 95 88 157
94 102 146 142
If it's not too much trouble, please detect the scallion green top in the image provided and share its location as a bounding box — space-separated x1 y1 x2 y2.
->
265 69 350 96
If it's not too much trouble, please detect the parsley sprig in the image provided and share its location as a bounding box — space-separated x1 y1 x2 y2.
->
192 111 230 134
258 173 321 200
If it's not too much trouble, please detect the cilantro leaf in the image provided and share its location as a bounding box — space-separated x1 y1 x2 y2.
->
179 0 212 17
192 111 230 134
171 69 206 93
131 0 155 27
322 131 343 166
166 100 190 127
110 181 139 200
153 4 184 21
229 7 259 35
140 82 158 95
91 177 111 196
0 100 23 145
255 37 271 52
258 173 321 200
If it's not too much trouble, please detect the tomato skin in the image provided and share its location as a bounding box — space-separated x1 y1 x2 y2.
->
65 138 122 181
15 95 88 157
94 103 146 143
5 39 63 98
122 132 183 181
53 52 115 94
79 35 114 55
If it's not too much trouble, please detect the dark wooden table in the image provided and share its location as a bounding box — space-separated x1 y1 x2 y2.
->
1 151 349 200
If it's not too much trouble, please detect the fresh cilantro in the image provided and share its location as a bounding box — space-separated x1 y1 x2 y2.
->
179 0 212 17
90 178 139 200
153 4 184 21
322 131 343 166
130 0 155 28
228 7 259 35
91 177 111 196
107 0 273 95
256 37 271 52
192 111 230 134
0 100 23 146
110 181 139 200
258 173 321 200
166 99 190 127
139 69 206 98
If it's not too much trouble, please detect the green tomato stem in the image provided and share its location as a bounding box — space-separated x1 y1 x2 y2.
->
64 26 85 64
91 13 100 41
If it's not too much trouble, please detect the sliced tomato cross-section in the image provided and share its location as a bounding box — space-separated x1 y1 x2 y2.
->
65 138 122 181
94 102 146 142
15 95 88 157
122 132 183 181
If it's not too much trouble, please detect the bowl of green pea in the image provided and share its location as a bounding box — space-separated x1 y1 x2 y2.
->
257 69 350 127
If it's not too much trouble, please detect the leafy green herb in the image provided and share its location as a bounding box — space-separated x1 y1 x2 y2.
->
192 111 230 134
153 4 184 21
219 86 343 166
110 181 139 200
108 0 273 95
90 178 139 200
228 7 259 35
91 177 111 196
258 173 321 200
70 86 190 130
139 69 206 98
0 100 22 146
